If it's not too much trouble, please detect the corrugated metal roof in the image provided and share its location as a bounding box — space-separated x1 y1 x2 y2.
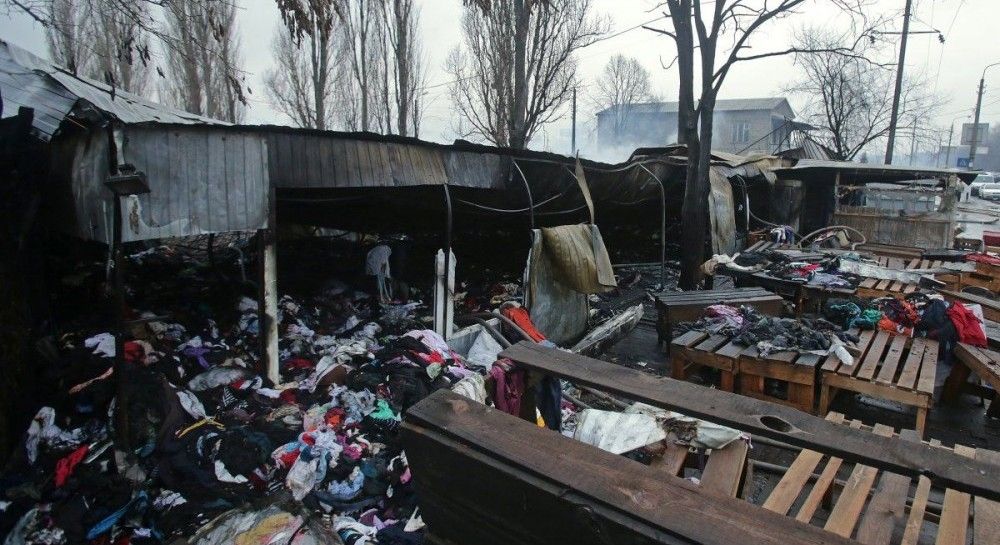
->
0 39 227 140
774 159 978 183
597 97 792 117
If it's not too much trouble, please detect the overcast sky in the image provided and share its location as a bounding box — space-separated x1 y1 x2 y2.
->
1 0 997 161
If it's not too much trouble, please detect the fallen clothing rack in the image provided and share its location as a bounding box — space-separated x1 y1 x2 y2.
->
498 341 1000 502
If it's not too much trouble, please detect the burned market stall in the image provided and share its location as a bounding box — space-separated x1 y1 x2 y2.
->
770 160 977 250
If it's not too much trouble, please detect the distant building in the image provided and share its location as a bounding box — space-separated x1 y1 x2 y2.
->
595 97 810 155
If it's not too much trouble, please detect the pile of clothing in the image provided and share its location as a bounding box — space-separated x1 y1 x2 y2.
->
822 293 987 364
0 243 540 545
729 251 860 290
674 305 857 361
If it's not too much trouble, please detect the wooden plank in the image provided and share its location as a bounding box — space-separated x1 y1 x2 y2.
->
651 442 689 477
404 390 859 545
700 440 749 497
823 330 873 372
975 449 1000 545
935 445 975 545
896 338 927 390
920 259 931 268
874 334 908 386
916 341 939 394
855 331 890 380
906 258 921 270
764 413 846 515
900 429 931 545
955 344 1000 391
903 284 917 294
860 278 878 289
694 334 730 353
671 330 708 350
796 419 866 523
855 470 910 545
824 423 894 538
499 341 1000 501
875 279 891 291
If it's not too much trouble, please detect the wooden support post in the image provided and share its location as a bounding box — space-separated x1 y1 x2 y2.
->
257 229 279 384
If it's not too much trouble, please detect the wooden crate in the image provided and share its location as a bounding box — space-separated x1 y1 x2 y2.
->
670 330 744 392
654 287 783 349
819 331 937 437
737 346 823 414
759 413 999 545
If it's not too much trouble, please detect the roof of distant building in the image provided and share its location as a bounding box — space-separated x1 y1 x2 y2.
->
596 97 794 118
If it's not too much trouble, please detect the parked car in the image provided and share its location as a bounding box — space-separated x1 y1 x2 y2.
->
971 173 998 197
979 182 1000 201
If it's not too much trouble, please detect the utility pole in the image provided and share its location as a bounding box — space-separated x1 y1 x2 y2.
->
571 87 577 155
944 123 955 168
969 78 986 169
884 0 913 165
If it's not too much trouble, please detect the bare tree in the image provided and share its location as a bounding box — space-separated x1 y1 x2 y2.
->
646 0 884 288
161 0 245 122
592 54 657 145
45 0 151 95
45 0 89 75
381 0 425 137
449 0 608 148
26 1 244 103
338 0 383 132
269 0 340 129
787 28 942 161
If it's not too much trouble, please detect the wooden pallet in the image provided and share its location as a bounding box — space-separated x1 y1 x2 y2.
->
760 413 1000 545
655 287 783 348
670 330 745 392
819 331 937 436
856 277 919 298
738 345 823 414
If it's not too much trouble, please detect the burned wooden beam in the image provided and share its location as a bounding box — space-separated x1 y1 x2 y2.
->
499 341 1000 502
404 390 859 545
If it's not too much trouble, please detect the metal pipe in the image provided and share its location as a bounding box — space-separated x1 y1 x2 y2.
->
639 164 667 288
454 315 512 348
511 159 535 231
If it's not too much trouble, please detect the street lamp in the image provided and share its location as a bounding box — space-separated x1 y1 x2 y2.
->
969 61 1000 169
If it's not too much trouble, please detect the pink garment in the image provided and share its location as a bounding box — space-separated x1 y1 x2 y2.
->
489 358 524 416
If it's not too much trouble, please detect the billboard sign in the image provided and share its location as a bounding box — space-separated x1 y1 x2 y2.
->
961 123 990 145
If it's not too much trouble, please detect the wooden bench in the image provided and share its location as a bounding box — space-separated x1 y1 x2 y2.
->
670 331 745 392
760 413 1000 545
819 331 937 436
404 390 838 545
738 345 823 414
943 343 1000 419
655 287 783 349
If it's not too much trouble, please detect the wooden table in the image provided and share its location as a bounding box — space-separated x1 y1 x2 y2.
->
670 330 745 392
819 331 937 436
944 343 1000 419
654 287 783 349
738 345 823 414
760 412 1000 545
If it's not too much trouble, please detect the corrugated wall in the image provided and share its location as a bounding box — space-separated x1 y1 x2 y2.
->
64 125 270 243
265 131 504 190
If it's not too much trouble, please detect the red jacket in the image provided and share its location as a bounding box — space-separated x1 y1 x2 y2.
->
947 302 987 347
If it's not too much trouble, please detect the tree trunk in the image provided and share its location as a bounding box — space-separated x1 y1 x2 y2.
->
395 0 410 137
509 0 530 149
670 0 695 146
